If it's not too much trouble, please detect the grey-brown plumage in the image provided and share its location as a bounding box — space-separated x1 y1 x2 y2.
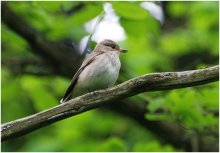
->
60 39 126 103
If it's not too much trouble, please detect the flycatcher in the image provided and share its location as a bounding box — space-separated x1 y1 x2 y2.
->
60 39 127 103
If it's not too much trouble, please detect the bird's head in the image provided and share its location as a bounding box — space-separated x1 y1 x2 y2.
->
95 39 127 53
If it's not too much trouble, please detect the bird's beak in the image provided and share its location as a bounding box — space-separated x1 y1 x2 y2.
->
119 48 128 53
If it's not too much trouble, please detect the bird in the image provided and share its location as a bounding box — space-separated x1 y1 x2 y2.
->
60 39 127 103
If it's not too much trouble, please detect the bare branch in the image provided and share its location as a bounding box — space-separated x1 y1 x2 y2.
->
1 65 219 141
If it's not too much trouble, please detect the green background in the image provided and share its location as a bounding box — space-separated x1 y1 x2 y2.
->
1 1 219 152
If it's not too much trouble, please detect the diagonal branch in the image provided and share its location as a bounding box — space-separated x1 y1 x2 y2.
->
1 2 82 76
1 65 219 141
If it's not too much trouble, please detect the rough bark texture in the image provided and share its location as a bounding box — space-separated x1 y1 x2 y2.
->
1 65 219 141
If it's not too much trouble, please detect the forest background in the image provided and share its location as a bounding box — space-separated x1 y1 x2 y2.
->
1 1 219 152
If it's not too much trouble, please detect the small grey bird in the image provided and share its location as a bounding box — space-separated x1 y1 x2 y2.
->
60 39 127 103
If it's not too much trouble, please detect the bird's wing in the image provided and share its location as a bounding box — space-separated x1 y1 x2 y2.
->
60 51 104 103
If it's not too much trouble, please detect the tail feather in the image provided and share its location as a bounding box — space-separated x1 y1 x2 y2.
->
60 94 71 104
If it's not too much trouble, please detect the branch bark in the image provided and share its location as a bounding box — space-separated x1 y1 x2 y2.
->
1 65 219 141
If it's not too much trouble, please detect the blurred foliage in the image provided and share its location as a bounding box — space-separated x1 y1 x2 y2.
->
146 83 218 131
1 1 219 152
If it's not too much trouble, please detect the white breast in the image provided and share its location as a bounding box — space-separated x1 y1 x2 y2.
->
73 51 121 97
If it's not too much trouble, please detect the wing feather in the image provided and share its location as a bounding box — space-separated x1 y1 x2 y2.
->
60 51 104 103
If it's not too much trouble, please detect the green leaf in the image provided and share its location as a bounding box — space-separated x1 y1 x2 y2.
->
133 141 177 152
201 87 219 110
147 98 165 112
70 4 103 25
2 24 29 56
32 1 73 13
20 75 58 111
98 137 126 152
113 2 148 20
167 2 188 17
145 113 172 121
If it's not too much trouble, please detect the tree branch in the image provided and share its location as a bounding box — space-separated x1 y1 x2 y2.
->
1 65 219 141
1 2 82 76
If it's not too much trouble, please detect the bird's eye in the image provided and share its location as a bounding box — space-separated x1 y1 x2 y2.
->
112 45 116 49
